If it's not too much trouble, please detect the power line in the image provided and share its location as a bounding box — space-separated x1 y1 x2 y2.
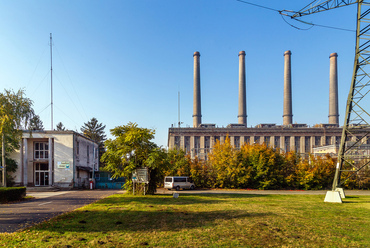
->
235 0 280 12
235 0 355 32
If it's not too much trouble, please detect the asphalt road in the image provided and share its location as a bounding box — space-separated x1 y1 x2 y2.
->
0 189 122 233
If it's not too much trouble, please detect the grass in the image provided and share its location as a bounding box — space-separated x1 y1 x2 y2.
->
1 193 369 247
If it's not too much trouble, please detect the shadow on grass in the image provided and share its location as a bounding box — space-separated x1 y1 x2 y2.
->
34 209 271 233
99 193 267 206
31 194 271 233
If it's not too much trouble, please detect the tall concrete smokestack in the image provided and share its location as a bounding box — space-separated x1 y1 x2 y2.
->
329 53 339 125
238 51 247 125
283 50 293 125
193 51 201 127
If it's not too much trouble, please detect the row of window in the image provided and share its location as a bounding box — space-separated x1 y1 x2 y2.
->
33 141 98 160
174 135 368 152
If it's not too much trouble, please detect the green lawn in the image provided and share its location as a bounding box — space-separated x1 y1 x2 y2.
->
1 193 369 247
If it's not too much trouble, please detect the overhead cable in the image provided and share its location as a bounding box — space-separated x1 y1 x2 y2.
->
235 0 355 32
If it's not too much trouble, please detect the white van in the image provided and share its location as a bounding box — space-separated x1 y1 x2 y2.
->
164 176 195 190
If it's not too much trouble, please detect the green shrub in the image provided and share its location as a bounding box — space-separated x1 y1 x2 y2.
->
0 187 26 203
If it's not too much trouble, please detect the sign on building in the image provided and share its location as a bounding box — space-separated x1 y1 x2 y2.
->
57 161 70 169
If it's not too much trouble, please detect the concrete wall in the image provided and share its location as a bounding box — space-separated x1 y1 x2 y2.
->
53 133 74 188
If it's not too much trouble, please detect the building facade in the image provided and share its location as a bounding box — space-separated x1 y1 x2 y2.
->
168 124 344 159
10 130 99 188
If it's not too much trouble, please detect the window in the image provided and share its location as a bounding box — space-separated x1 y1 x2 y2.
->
205 136 210 153
184 136 190 154
264 136 270 146
77 141 80 155
315 136 321 146
34 142 49 159
274 136 280 148
87 145 90 163
244 136 250 145
305 136 311 153
174 177 186 182
295 137 300 152
214 136 220 144
254 136 260 144
174 136 180 148
326 136 332 145
234 136 240 148
285 136 290 152
194 136 200 156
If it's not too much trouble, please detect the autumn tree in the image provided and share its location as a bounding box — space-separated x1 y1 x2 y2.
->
294 154 336 190
0 89 34 186
189 157 214 188
209 136 245 188
165 148 191 177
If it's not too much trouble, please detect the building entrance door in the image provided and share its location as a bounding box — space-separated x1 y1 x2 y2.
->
35 163 49 186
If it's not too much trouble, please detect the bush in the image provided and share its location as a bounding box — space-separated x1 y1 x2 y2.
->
0 187 26 203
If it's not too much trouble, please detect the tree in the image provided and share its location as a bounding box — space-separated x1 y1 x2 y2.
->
0 89 34 187
28 115 44 130
80 117 106 145
165 148 190 176
81 117 106 163
209 136 243 188
101 122 163 194
56 122 66 131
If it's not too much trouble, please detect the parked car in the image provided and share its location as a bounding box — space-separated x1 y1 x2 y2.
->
164 176 195 190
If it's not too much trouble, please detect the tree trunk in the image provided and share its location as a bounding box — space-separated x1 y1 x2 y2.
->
2 133 6 187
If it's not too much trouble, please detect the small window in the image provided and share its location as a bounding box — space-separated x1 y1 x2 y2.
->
174 177 186 182
34 142 49 159
87 145 90 163
40 163 48 170
165 177 173 182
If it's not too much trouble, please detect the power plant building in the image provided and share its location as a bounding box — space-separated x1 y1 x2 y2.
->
168 51 346 159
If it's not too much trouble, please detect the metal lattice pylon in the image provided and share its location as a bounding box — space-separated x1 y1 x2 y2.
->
333 1 370 190
282 0 370 192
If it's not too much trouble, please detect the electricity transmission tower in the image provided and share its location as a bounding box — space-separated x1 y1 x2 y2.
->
283 0 370 202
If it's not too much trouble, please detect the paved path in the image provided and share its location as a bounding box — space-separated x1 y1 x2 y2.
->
0 190 122 233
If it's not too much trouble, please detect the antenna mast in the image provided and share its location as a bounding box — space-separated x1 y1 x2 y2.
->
50 33 53 130
178 91 180 128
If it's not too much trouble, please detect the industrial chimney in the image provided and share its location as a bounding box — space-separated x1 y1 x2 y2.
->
283 50 293 125
329 53 339 126
238 51 247 126
193 51 201 127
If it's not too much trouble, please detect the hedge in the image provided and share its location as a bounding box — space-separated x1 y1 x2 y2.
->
0 187 26 203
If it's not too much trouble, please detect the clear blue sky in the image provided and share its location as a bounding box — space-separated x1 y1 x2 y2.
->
0 1 358 147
